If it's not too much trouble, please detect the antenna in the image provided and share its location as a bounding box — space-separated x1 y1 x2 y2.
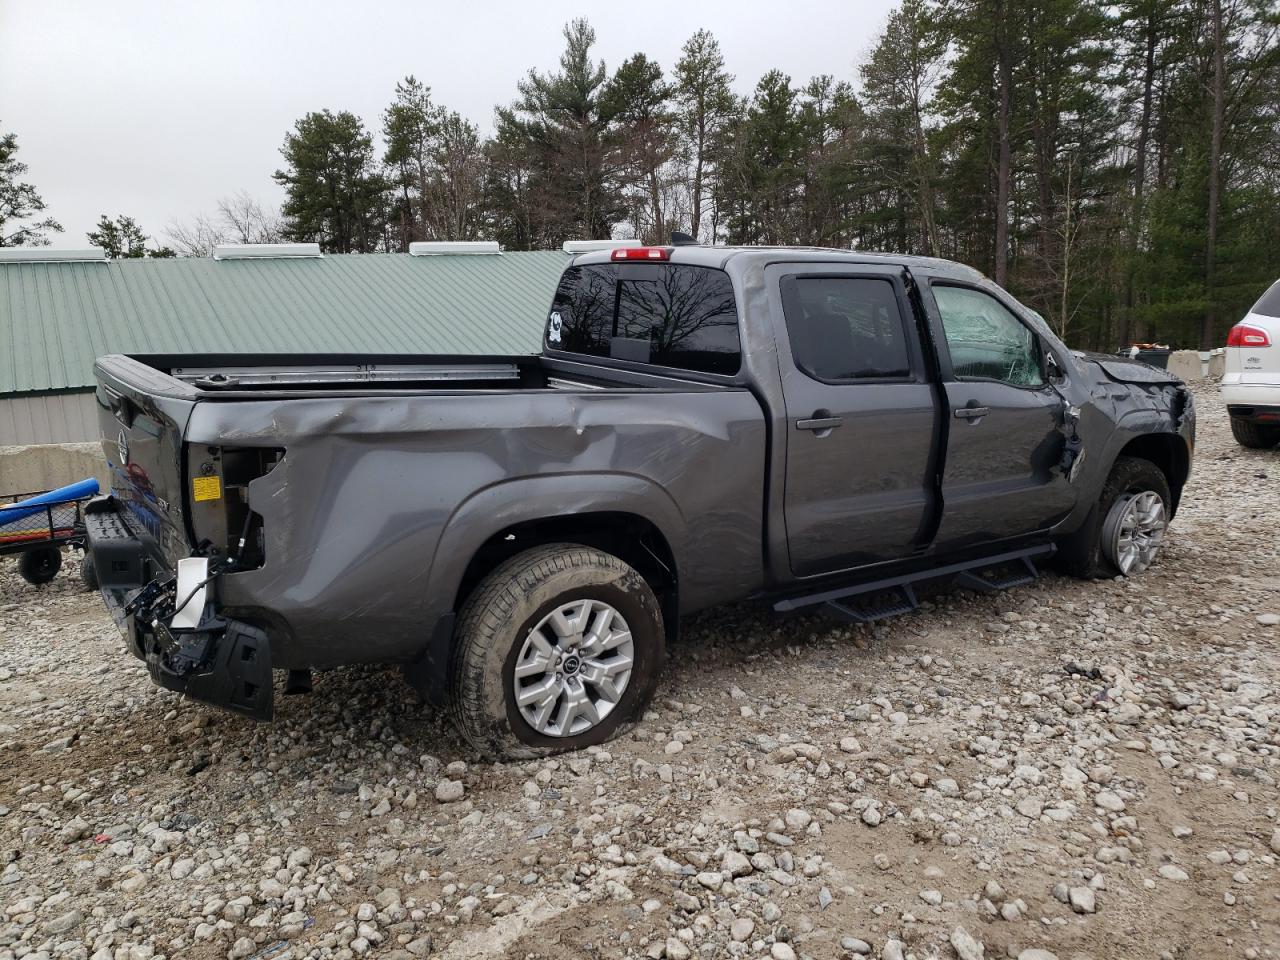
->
670 232 699 246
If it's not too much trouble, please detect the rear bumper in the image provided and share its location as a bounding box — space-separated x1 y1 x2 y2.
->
1225 403 1280 425
84 497 273 720
1221 381 1280 410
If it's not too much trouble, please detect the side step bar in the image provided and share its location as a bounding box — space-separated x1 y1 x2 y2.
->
773 545 1054 626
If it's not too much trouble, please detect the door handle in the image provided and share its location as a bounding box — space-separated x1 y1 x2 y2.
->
796 416 844 432
954 405 990 421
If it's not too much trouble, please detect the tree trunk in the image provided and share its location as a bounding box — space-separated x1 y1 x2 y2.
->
911 96 940 257
690 104 706 239
1120 12 1159 349
994 6 1013 287
649 163 664 244
1203 0 1225 350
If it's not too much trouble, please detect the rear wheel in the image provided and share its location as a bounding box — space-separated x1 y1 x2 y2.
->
1058 456 1171 579
450 543 665 759
1230 417 1280 449
18 546 62 585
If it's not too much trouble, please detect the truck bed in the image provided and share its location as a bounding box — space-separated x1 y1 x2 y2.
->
112 352 728 399
91 351 768 671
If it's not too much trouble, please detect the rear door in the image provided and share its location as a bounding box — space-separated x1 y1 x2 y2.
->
924 282 1076 550
769 264 940 577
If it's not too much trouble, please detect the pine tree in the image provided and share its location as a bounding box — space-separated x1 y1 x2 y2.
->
601 53 676 243
0 128 62 247
87 214 175 258
673 31 736 241
495 19 628 245
857 0 944 255
274 110 389 253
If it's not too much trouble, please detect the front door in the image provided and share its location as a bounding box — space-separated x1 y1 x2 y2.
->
772 265 940 577
926 282 1077 550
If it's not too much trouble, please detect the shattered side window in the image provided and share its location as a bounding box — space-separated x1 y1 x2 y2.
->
933 285 1045 387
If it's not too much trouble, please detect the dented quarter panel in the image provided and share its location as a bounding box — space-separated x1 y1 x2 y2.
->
189 387 767 668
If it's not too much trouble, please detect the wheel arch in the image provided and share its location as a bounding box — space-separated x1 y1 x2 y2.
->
452 511 679 629
406 474 685 705
1115 432 1190 516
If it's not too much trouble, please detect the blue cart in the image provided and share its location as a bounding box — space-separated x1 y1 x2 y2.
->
0 479 100 586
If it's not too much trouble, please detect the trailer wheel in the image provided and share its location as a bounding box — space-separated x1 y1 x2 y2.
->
1058 456 1171 579
79 553 99 591
450 543 665 759
18 547 62 585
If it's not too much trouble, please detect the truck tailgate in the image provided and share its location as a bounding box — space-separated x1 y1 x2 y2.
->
94 356 199 568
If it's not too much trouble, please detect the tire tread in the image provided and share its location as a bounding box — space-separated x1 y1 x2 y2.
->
1230 417 1280 449
1058 456 1170 579
449 544 659 759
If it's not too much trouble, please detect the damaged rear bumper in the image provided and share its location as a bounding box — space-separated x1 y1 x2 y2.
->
84 497 274 720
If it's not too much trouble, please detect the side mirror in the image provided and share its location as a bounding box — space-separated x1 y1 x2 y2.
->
1045 351 1067 384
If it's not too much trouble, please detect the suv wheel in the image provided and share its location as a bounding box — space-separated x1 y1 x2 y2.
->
1230 417 1280 449
450 544 665 759
1059 456 1171 579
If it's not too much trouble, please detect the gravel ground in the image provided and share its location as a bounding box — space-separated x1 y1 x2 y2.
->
1 382 1278 960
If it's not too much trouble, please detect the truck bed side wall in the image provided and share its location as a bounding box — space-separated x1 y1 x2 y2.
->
195 388 767 669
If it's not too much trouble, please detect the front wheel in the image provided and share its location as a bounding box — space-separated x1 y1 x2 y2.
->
1058 456 1171 579
1230 417 1280 449
450 544 665 759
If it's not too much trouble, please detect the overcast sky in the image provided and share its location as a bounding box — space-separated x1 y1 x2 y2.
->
1 0 897 248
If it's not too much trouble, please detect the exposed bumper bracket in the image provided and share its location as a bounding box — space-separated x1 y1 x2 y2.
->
86 496 274 721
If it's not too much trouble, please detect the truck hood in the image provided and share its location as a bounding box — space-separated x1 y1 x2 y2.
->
1072 350 1183 386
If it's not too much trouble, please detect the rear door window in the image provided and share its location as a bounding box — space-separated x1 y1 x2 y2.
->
548 264 741 375
780 276 912 381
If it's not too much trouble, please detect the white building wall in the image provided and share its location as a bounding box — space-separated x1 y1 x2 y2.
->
0 392 99 445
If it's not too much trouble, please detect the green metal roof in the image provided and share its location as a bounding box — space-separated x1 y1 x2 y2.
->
0 251 569 395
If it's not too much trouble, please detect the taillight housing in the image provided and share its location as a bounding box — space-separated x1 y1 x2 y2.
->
611 246 671 261
1227 324 1271 347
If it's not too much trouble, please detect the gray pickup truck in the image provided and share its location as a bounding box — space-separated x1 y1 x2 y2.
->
86 244 1194 757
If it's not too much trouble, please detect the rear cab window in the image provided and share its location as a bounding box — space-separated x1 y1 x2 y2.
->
547 263 741 376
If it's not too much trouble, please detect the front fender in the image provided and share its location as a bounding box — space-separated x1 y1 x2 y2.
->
1058 402 1191 532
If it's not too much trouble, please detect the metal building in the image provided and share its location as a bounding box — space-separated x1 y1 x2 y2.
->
0 243 569 445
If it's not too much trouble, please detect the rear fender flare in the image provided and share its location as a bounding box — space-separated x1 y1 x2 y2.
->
407 473 687 706
426 472 688 623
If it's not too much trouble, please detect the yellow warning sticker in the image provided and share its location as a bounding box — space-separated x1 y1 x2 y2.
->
192 475 222 502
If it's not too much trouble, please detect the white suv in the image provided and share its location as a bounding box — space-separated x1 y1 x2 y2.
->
1222 279 1280 448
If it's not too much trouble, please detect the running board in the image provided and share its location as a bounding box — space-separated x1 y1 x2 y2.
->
773 545 1054 625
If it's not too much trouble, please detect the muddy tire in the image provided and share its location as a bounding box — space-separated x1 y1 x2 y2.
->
1230 417 1280 449
18 546 62 585
1058 456 1171 579
450 543 665 760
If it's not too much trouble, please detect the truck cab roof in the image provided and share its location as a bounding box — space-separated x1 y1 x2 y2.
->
568 244 990 284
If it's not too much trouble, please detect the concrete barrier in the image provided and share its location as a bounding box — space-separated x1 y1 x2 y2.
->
1167 350 1203 381
1208 352 1226 378
0 442 110 498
